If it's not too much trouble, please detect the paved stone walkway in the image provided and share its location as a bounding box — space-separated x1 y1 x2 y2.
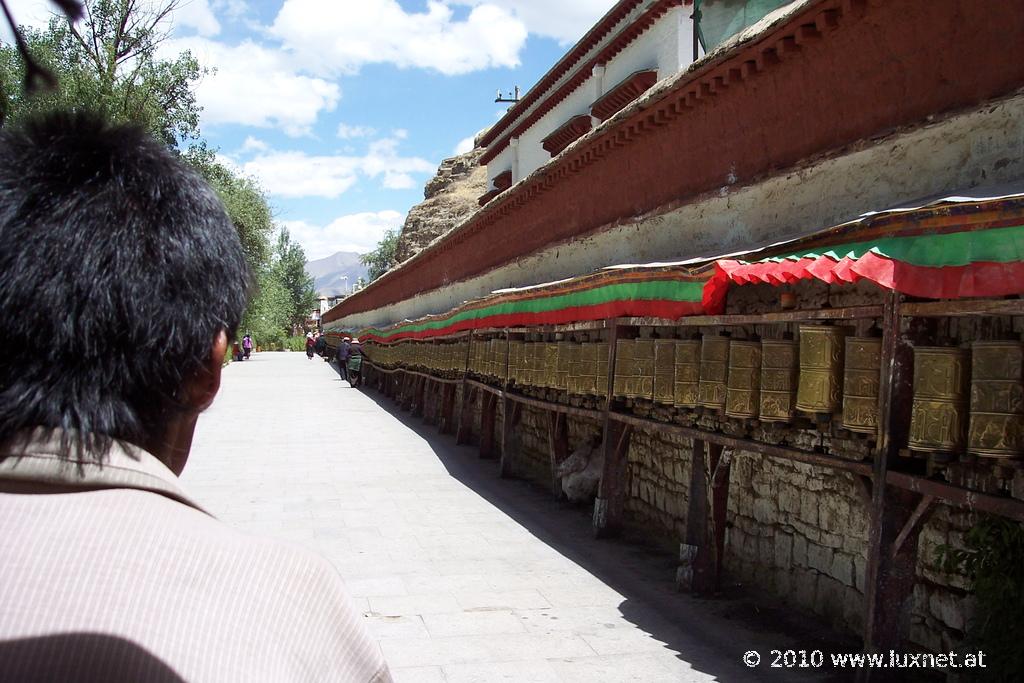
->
186 352 840 682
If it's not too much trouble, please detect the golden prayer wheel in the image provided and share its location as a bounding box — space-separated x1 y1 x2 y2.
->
633 339 655 400
594 342 610 398
565 343 583 394
908 346 970 453
760 339 798 422
725 341 761 419
613 339 634 399
653 340 676 405
968 341 1024 458
508 341 524 385
842 337 882 434
796 325 846 414
674 339 701 408
580 342 600 396
541 342 559 389
698 336 730 410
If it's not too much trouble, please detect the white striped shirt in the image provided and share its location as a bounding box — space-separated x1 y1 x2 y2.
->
0 431 391 682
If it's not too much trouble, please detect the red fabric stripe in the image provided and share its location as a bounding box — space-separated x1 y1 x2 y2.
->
358 299 706 343
716 254 1024 299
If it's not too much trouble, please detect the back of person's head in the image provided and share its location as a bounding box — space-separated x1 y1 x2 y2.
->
0 112 249 460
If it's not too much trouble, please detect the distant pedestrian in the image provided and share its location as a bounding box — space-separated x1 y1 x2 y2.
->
348 338 364 388
314 332 327 359
305 332 315 360
336 337 351 381
242 333 253 360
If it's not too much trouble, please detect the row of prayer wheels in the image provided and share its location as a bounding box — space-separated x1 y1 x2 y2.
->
609 326 880 432
909 341 1023 458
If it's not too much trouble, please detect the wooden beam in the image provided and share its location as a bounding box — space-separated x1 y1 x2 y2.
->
456 384 477 445
593 421 632 538
619 304 882 329
607 410 872 477
891 495 936 561
685 439 711 593
901 298 1024 318
707 443 731 594
886 472 1024 523
862 292 919 660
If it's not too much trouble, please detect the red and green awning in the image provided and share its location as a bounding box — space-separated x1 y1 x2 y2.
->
331 197 1024 345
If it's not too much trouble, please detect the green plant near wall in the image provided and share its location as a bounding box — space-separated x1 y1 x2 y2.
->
937 516 1024 680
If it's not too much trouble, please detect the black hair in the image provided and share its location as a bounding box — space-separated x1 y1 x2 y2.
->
0 112 250 460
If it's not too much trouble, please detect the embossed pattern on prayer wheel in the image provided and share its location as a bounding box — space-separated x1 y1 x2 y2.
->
565 343 583 394
698 337 730 410
555 342 572 391
673 339 701 409
842 337 882 434
508 341 524 385
796 325 846 414
613 339 633 399
580 343 601 396
726 341 761 419
968 341 1024 458
908 346 970 453
594 342 610 399
760 339 798 422
541 343 559 389
653 340 676 405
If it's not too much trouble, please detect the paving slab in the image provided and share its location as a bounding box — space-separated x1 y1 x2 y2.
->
187 352 853 681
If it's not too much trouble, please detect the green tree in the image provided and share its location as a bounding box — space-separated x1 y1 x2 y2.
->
0 0 202 146
360 228 400 281
185 145 274 272
239 268 292 350
272 227 318 332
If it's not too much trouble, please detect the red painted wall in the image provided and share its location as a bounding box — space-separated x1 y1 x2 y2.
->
327 0 1024 324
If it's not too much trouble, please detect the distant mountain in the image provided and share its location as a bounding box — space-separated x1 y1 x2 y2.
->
306 251 368 296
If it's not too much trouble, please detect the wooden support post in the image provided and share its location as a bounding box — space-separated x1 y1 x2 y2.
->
410 376 424 417
707 442 731 593
439 383 456 435
594 321 625 538
547 411 569 498
593 420 632 538
479 392 498 459
685 439 712 593
500 399 522 478
456 385 476 445
862 293 921 664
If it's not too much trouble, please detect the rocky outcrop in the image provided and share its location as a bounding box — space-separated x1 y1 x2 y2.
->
393 138 488 264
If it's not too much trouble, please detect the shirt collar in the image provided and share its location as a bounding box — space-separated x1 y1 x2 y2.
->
0 428 209 515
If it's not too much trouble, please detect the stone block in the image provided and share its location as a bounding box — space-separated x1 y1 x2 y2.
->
794 569 818 610
853 554 866 592
752 497 776 522
830 552 854 587
928 590 965 632
799 495 819 526
792 535 808 567
774 533 793 569
819 531 843 549
807 543 833 574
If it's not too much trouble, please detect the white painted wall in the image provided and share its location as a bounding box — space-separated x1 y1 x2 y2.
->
486 4 697 185
328 94 1024 335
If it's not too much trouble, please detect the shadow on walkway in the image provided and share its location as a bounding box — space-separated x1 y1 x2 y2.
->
348 371 864 683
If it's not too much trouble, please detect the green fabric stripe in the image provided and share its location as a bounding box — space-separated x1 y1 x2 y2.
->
361 279 705 338
763 223 1024 267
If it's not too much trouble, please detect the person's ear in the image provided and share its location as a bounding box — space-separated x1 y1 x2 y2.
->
187 330 227 412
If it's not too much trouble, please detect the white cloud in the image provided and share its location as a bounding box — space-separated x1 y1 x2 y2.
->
337 123 376 139
240 136 269 153
1 0 57 43
173 0 221 37
166 37 340 136
269 0 528 76
453 0 615 44
234 135 435 199
283 210 405 258
453 135 475 155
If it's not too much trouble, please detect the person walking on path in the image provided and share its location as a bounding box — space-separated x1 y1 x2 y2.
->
0 112 390 683
305 331 315 360
336 336 351 381
314 332 327 360
347 338 364 388
241 333 253 360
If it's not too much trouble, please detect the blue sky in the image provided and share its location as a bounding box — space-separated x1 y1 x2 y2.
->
5 0 618 259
